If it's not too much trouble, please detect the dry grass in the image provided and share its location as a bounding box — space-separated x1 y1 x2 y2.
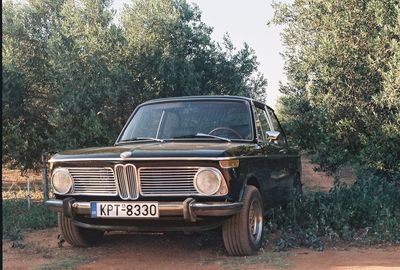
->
2 168 56 240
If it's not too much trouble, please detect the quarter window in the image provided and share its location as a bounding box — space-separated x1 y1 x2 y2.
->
255 107 270 142
266 108 287 146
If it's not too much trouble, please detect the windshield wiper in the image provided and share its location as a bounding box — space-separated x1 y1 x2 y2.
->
120 137 164 143
173 133 231 142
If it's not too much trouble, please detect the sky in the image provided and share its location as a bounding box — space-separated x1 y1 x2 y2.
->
113 0 287 108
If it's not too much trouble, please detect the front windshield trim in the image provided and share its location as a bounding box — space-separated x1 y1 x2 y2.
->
115 98 255 145
117 137 249 145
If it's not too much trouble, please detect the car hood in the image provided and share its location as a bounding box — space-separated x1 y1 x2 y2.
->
49 142 260 161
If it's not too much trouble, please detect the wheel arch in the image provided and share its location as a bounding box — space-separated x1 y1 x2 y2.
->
238 174 262 202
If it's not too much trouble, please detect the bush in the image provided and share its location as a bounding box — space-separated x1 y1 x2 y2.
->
2 200 57 240
267 174 400 250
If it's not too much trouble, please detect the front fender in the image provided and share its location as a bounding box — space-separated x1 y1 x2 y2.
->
238 174 262 202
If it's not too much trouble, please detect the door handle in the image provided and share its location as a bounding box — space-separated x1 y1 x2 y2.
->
279 149 287 154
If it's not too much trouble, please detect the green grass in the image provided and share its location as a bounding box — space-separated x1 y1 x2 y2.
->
2 199 57 240
34 255 94 270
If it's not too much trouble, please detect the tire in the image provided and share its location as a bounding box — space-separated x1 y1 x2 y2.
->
58 213 104 247
222 185 264 256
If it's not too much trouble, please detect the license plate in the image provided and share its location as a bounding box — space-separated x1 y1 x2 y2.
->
90 202 159 218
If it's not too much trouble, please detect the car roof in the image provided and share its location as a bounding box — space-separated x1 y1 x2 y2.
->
141 95 274 111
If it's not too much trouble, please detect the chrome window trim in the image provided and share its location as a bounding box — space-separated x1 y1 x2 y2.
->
246 99 256 141
264 106 275 131
254 107 267 142
265 107 289 146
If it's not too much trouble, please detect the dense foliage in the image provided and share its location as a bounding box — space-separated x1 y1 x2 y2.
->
267 174 400 250
2 0 267 170
271 0 400 180
268 0 400 247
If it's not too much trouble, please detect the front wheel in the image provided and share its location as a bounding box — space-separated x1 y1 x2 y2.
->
58 213 104 247
222 185 264 256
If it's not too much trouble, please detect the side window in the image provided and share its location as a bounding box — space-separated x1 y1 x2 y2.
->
255 107 270 142
266 108 287 146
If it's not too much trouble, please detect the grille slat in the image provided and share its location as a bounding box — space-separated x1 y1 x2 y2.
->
141 176 196 178
141 182 194 185
67 167 117 196
141 172 198 175
72 175 114 177
74 184 116 186
142 189 196 191
72 179 114 181
139 167 200 196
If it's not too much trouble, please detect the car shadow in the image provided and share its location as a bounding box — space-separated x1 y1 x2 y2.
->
99 230 225 254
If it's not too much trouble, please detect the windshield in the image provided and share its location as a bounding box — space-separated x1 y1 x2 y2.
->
118 100 253 142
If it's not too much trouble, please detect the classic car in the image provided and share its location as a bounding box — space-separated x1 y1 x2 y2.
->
45 95 302 256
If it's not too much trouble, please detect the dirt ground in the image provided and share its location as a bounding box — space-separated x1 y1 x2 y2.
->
3 228 400 270
3 156 400 270
300 156 356 192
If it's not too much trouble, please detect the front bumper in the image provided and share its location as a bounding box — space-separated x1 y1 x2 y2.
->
45 198 242 222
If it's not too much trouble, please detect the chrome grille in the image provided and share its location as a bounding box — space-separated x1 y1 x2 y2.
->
139 167 200 196
115 164 139 200
68 167 117 196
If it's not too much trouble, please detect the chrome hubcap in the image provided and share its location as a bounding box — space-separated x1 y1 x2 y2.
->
248 199 263 243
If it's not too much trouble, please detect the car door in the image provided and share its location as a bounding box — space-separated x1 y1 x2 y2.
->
265 107 296 202
253 104 290 207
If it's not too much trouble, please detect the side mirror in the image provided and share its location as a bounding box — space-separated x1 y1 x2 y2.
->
265 130 280 141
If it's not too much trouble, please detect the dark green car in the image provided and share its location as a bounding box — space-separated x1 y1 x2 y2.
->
46 96 301 256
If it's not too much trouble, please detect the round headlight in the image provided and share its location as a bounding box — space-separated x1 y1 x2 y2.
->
52 168 73 194
194 168 222 195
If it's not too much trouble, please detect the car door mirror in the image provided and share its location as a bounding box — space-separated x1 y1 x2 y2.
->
265 131 280 141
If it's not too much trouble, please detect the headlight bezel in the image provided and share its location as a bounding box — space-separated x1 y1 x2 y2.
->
51 168 73 195
193 167 225 196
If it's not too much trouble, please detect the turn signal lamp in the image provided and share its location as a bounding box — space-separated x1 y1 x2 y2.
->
219 159 240 168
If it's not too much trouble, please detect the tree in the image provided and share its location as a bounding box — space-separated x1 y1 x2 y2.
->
2 0 267 170
120 0 266 100
2 0 63 169
272 0 400 179
46 0 128 150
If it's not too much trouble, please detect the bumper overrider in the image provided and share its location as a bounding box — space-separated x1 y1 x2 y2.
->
46 198 243 223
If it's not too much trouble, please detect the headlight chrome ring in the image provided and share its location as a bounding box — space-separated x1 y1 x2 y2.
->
51 168 73 194
194 167 222 195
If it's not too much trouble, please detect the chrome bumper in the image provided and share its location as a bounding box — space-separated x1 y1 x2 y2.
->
45 198 242 222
